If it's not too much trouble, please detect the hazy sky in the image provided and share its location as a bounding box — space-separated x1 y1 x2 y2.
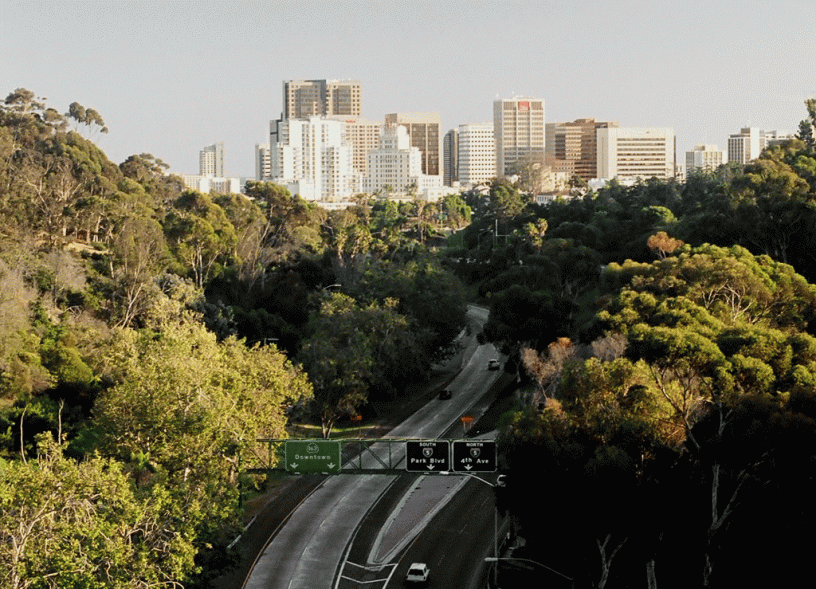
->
2 0 815 179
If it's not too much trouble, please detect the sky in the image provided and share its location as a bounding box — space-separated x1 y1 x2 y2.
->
2 0 815 179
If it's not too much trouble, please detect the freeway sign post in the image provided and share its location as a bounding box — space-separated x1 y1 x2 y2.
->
285 440 342 474
452 440 497 472
406 440 450 472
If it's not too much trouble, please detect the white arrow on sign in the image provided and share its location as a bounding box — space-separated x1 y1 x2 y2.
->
328 463 336 469
427 465 435 470
291 462 299 469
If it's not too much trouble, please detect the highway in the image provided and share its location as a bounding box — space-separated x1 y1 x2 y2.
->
243 305 505 589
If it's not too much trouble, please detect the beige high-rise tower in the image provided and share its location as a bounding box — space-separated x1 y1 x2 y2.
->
282 80 362 119
545 118 618 181
493 97 545 178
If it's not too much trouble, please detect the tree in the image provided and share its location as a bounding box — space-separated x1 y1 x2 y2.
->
67 101 108 137
109 216 169 327
439 193 471 229
506 152 547 194
93 315 312 551
488 179 527 224
298 293 416 437
0 434 196 589
647 231 684 259
796 97 816 149
165 191 237 288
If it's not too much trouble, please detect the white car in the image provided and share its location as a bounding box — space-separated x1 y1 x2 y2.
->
406 562 430 583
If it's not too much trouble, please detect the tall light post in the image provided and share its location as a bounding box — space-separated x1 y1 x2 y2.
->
484 556 574 589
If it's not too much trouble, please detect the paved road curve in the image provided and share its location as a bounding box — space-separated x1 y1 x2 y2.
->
243 306 500 589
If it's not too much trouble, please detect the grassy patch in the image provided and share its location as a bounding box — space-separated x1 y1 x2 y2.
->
287 420 385 439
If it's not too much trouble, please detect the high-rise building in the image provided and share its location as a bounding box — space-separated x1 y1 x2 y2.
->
596 127 675 181
458 123 495 188
728 127 764 165
269 116 356 202
493 97 545 178
546 118 618 181
365 125 422 195
686 144 725 173
443 129 458 186
282 79 362 119
255 143 271 180
200 143 225 177
384 113 442 177
365 125 443 198
326 115 382 175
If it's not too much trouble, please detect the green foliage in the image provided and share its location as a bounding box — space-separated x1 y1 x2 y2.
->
0 434 196 588
93 315 312 556
353 255 467 363
298 293 420 437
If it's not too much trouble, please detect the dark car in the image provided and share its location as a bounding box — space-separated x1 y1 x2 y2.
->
438 388 452 400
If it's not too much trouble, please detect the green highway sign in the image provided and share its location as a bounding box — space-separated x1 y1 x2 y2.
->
452 440 497 472
285 440 342 474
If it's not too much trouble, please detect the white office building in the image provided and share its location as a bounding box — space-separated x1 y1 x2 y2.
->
686 144 726 173
269 117 357 202
597 127 675 181
458 123 495 188
364 125 442 197
728 127 764 164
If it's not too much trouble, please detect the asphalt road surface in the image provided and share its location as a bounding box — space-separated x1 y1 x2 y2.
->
242 305 503 589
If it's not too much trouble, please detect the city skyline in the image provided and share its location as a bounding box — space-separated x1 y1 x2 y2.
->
2 0 814 180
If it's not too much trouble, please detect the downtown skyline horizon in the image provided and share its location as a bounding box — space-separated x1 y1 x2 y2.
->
2 0 813 179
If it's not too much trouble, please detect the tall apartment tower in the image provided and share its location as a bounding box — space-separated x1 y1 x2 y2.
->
493 97 545 178
384 113 442 177
326 115 382 175
282 80 362 119
546 118 618 181
686 144 726 173
200 143 225 177
458 123 496 188
269 117 355 202
443 129 459 186
596 127 676 181
728 127 764 164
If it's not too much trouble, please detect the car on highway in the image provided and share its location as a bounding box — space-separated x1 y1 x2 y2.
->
438 388 452 400
406 562 430 583
487 359 501 370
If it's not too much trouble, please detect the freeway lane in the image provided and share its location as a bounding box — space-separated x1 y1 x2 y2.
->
390 475 505 589
335 472 504 589
243 306 501 589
